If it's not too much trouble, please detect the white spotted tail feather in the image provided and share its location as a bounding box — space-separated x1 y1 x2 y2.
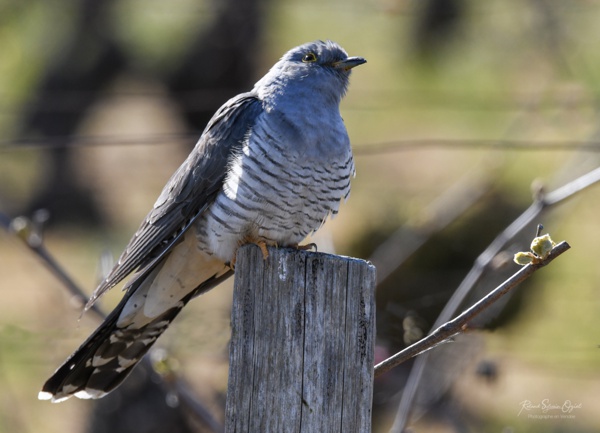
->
38 303 176 402
39 231 232 402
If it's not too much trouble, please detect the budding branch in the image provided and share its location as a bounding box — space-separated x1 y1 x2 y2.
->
374 241 571 377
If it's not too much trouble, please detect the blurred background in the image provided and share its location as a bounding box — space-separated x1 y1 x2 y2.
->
1 0 599 432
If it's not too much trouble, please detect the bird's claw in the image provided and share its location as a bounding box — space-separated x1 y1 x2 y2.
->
229 240 317 269
230 238 273 269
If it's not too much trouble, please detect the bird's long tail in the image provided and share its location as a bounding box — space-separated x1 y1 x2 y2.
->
39 290 189 403
39 255 232 403
39 227 233 403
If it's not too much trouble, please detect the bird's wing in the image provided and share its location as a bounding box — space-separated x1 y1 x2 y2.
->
86 92 263 308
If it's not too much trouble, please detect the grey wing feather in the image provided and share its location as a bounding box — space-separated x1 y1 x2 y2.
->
85 92 263 308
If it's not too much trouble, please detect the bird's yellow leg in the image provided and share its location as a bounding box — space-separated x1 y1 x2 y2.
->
229 236 276 269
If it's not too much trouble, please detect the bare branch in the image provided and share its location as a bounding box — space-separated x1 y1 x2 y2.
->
370 168 491 285
374 241 570 378
389 165 600 432
5 213 105 319
0 211 223 432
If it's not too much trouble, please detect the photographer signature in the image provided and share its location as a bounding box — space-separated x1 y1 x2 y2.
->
518 399 582 416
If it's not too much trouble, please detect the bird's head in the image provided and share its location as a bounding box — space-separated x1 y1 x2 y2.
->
254 40 366 108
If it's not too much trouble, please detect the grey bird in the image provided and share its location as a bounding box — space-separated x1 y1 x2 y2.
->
39 40 365 402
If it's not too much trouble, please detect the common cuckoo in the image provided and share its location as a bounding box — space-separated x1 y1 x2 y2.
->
39 40 366 402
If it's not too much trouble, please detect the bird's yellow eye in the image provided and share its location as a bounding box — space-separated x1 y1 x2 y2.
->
302 52 317 63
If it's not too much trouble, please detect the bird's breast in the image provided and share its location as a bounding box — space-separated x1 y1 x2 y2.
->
195 111 354 262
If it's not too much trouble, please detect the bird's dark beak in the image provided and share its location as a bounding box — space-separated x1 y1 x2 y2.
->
333 56 367 71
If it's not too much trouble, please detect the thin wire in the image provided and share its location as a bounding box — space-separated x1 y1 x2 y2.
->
352 139 600 155
1 135 600 153
0 88 595 113
0 133 198 151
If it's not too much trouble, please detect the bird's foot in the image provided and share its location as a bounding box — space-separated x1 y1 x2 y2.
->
229 237 276 269
254 239 271 260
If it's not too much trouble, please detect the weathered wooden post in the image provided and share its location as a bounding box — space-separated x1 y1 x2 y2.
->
225 244 376 433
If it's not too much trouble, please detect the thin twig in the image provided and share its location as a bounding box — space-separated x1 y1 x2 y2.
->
374 241 570 377
8 217 105 319
370 168 491 285
0 212 224 432
389 165 600 432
